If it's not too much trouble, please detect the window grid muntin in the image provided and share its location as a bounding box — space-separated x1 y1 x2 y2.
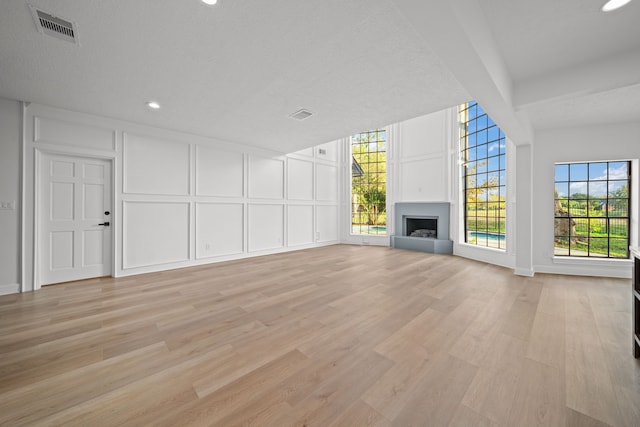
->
459 101 507 249
554 161 631 258
351 129 387 235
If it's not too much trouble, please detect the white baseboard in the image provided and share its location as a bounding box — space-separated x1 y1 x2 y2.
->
514 268 535 277
534 262 631 279
453 243 515 270
0 283 20 295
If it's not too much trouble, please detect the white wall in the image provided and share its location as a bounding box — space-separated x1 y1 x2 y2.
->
8 100 636 294
341 109 456 245
18 103 340 292
532 123 639 278
394 110 452 203
386 108 638 278
0 98 21 295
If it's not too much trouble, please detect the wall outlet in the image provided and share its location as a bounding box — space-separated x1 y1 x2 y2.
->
318 148 327 155
316 231 320 240
204 243 211 251
0 201 15 210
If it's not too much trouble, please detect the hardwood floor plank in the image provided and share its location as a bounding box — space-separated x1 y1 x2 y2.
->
507 358 566 426
526 310 566 369
565 283 624 426
565 407 614 427
0 342 170 426
449 285 519 366
155 349 311 427
267 351 394 427
34 344 234 427
0 245 636 426
373 307 445 361
0 348 104 394
361 349 432 420
461 333 528 425
391 353 478 426
327 399 391 427
448 404 495 427
501 299 538 341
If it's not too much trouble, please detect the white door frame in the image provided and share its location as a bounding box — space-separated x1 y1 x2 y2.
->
33 148 115 290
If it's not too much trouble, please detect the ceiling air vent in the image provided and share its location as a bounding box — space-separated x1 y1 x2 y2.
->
289 109 313 121
29 5 79 45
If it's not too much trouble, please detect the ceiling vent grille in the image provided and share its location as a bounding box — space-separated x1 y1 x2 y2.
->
29 5 78 45
289 109 313 121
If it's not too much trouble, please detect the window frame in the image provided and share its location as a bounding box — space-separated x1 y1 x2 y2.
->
459 102 507 250
554 160 631 259
350 129 388 236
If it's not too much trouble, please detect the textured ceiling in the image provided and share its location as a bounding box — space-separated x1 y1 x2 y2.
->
479 0 640 82
477 0 640 132
0 0 638 152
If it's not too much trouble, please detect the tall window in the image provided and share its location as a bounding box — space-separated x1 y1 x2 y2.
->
459 102 506 249
351 129 387 235
554 161 631 258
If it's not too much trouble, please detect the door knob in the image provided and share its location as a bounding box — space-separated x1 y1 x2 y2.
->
98 222 110 226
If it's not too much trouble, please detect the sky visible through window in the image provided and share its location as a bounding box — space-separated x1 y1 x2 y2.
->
554 162 629 198
459 101 506 249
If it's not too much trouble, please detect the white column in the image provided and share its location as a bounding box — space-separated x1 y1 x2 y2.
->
514 143 534 276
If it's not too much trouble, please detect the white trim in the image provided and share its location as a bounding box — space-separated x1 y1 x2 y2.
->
115 241 340 278
454 242 515 270
535 262 631 279
514 268 534 277
552 256 632 266
20 102 28 293
342 126 392 245
21 102 342 291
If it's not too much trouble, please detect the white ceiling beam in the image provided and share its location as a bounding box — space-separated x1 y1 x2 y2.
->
514 46 640 110
391 0 533 145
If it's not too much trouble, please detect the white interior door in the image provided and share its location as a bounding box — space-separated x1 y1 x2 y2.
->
40 153 112 285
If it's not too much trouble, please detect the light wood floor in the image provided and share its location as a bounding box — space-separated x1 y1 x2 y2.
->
1 245 639 426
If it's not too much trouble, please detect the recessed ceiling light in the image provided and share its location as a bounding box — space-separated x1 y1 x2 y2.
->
146 101 160 109
602 0 632 12
201 0 218 5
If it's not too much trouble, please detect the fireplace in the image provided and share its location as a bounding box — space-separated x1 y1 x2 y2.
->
391 202 452 254
405 216 438 238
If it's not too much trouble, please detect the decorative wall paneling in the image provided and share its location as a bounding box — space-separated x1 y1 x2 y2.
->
122 201 190 269
21 103 340 291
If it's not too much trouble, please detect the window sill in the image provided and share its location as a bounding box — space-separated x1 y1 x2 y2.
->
552 256 632 265
457 242 506 253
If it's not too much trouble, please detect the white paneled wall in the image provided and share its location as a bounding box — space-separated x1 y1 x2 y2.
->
195 146 244 197
395 110 451 202
123 201 190 269
399 158 446 201
248 155 285 199
314 141 340 243
316 164 338 201
35 116 116 150
287 205 314 246
195 203 244 258
317 205 338 242
20 103 340 290
123 134 190 195
248 204 284 251
287 158 314 201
